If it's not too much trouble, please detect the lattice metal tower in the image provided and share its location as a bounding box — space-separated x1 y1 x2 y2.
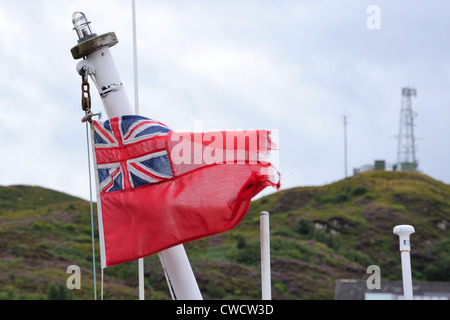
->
397 87 418 171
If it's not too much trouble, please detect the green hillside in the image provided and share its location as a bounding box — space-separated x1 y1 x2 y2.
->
0 171 449 300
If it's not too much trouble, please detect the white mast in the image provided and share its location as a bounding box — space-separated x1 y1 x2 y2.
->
71 11 202 300
260 211 272 300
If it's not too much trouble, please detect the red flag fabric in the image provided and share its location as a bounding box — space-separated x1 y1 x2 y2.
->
92 115 279 268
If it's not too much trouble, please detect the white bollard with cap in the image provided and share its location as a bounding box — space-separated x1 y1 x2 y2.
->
393 225 415 300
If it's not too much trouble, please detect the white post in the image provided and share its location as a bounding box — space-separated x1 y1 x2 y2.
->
138 258 145 300
260 211 272 300
131 0 140 115
71 12 202 300
393 225 415 300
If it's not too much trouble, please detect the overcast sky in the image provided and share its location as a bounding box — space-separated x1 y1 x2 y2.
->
1 0 449 201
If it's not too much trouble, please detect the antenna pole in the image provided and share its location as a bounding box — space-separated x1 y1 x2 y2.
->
71 11 202 301
343 113 348 178
131 0 145 301
132 0 140 115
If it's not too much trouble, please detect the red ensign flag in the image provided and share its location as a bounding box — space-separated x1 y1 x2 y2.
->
92 115 279 268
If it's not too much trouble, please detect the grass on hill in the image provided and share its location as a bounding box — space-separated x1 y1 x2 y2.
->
0 171 449 300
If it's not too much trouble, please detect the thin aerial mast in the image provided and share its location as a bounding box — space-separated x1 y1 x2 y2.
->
343 112 349 179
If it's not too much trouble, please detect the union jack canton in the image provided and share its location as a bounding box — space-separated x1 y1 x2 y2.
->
93 115 174 193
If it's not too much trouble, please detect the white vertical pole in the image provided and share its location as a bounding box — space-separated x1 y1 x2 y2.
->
132 0 140 115
159 254 175 300
132 0 145 301
138 258 145 300
72 12 202 301
260 211 272 300
393 225 415 300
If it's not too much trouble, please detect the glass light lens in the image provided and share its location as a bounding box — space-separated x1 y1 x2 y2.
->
72 12 94 40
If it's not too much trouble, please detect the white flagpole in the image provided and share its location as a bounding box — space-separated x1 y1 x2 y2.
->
260 211 272 300
393 225 415 300
71 11 202 301
131 0 145 301
159 246 203 300
138 258 145 300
